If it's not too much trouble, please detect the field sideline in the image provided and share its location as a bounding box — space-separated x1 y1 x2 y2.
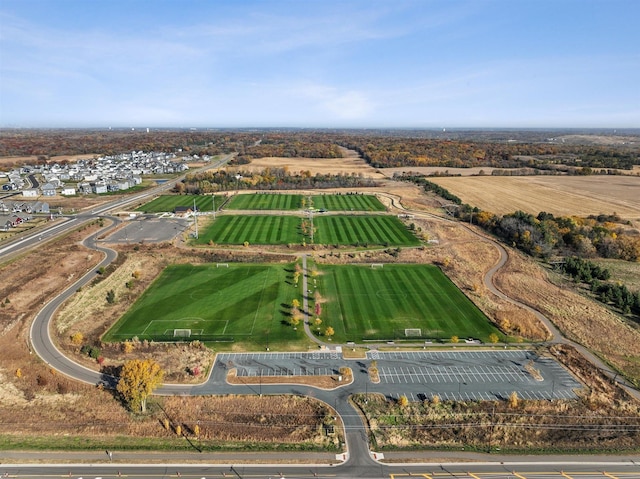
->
316 264 498 342
196 214 419 246
103 262 498 347
102 263 301 346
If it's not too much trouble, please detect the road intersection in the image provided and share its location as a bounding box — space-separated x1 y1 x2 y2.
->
6 174 640 475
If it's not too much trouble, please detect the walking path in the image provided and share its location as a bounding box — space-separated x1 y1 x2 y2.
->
27 189 640 469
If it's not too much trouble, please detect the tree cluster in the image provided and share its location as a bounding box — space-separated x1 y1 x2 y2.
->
560 257 640 315
334 135 640 171
179 168 376 194
236 133 343 162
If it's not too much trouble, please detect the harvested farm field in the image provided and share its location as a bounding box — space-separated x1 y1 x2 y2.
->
429 175 640 218
229 149 385 179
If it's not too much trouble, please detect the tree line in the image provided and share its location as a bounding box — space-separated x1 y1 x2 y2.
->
177 168 377 194
560 257 640 315
401 174 640 320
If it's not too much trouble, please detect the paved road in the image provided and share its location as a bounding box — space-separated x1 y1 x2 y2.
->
0 154 234 261
21 181 640 471
0 458 638 478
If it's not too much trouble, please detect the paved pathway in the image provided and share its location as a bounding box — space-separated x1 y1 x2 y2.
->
26 187 640 469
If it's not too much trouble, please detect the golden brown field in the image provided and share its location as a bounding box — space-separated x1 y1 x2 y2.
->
231 147 385 179
429 175 640 218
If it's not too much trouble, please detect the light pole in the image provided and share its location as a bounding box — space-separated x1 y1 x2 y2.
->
235 174 242 192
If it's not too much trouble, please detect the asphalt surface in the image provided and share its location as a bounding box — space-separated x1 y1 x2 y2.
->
10 166 640 472
0 458 639 478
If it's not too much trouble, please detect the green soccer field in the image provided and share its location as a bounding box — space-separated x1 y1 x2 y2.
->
102 263 302 345
136 195 225 213
197 214 419 246
311 194 385 211
196 215 304 245
313 264 498 342
225 193 385 212
312 215 420 246
226 194 303 210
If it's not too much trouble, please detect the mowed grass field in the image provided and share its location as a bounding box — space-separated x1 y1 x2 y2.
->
226 193 385 212
312 194 385 211
196 215 303 245
103 263 302 346
313 215 420 246
316 264 498 342
136 195 225 213
226 193 302 210
197 214 419 246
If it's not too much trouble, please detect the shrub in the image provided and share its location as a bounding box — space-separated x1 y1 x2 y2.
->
70 332 84 345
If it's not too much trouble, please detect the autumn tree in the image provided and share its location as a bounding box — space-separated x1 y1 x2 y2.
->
398 395 409 408
489 333 500 344
117 359 164 413
325 326 335 340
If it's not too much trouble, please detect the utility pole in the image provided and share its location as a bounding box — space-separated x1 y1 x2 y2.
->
212 195 216 220
193 198 198 239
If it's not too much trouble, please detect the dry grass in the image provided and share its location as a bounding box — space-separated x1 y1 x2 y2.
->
355 345 640 453
494 249 640 383
226 368 350 389
229 148 386 179
429 175 640 218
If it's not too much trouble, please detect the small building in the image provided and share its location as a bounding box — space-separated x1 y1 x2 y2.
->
174 206 193 217
22 189 39 198
41 183 57 197
61 187 77 196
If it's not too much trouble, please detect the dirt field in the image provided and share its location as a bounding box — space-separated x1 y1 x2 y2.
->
0 154 99 168
230 147 386 179
1 173 639 450
428 175 640 219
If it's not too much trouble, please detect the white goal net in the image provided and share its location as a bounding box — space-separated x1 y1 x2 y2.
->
173 329 192 338
405 328 422 337
371 263 384 269
216 263 229 268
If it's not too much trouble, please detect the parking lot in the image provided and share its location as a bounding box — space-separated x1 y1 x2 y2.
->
105 216 191 243
213 349 581 401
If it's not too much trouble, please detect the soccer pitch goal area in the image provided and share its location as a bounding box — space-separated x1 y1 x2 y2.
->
102 263 297 342
317 264 499 342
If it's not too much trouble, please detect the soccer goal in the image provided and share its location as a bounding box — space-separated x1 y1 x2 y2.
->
216 263 229 268
173 328 192 338
371 263 384 269
404 328 422 338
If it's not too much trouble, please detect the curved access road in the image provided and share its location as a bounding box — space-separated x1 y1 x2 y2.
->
27 187 640 471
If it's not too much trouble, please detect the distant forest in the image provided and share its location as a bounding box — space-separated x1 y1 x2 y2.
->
2 128 639 173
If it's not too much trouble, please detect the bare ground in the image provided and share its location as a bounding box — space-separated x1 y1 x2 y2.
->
1 176 639 449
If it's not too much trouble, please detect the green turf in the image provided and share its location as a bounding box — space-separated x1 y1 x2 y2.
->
224 193 385 212
226 194 303 210
136 195 226 213
196 215 303 245
102 263 304 345
314 264 498 343
312 215 420 246
311 194 385 212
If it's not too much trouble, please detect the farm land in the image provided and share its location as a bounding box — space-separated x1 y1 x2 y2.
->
1 129 640 454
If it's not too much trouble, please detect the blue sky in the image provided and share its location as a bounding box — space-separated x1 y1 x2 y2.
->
1 0 638 128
